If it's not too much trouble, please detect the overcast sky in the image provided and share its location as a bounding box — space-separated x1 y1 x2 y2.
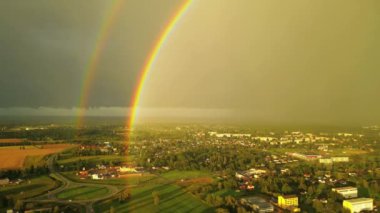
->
0 0 182 108
1 0 380 124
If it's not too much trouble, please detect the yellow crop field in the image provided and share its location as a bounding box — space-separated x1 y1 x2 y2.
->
0 144 75 169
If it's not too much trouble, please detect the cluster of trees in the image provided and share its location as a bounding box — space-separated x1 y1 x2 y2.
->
0 165 49 180
138 143 268 173
58 158 123 171
0 127 77 141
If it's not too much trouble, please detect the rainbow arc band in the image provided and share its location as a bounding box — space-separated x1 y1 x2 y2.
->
126 0 193 140
75 0 193 138
77 0 125 128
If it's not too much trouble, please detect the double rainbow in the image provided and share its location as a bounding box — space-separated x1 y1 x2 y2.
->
77 0 125 128
77 0 193 142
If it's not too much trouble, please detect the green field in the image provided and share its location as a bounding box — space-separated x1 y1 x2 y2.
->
125 174 157 186
94 183 213 213
57 186 110 200
160 170 213 181
0 176 58 200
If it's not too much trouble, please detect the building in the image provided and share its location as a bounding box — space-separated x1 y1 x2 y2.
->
343 198 373 213
78 170 89 179
278 195 298 207
319 158 333 164
332 187 357 198
287 153 321 161
248 168 267 175
119 166 137 173
235 171 250 180
91 174 103 180
331 157 349 162
240 197 274 213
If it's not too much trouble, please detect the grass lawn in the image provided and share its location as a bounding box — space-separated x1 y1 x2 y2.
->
124 174 157 186
56 186 110 200
94 183 214 213
0 175 58 200
214 189 248 197
160 170 213 181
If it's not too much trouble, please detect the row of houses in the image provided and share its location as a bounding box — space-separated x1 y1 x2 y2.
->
208 132 252 138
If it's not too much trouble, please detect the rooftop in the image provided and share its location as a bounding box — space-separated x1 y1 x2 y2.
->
280 195 298 199
344 198 373 204
333 186 357 191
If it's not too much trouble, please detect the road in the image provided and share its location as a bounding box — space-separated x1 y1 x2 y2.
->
23 154 123 213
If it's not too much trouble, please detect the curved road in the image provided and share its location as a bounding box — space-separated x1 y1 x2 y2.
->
24 155 124 213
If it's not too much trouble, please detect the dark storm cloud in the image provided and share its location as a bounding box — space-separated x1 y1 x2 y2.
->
0 0 183 108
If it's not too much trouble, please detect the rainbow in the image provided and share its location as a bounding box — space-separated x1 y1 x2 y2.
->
126 0 193 138
77 0 125 128
76 0 193 136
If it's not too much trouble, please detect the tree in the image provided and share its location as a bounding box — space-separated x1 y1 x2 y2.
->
152 191 160 206
14 200 23 211
214 195 224 207
281 183 293 194
119 190 131 203
298 178 307 191
215 208 230 213
237 206 247 213
218 182 223 190
225 195 236 208
307 186 315 195
206 194 214 205
110 206 115 213
53 206 60 213
312 200 324 213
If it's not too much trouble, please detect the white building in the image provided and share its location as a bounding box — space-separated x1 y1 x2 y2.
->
343 198 373 213
91 174 103 180
332 157 349 162
332 187 357 198
319 158 333 164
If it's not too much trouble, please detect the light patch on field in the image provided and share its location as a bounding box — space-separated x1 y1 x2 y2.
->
177 177 214 186
0 144 76 169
